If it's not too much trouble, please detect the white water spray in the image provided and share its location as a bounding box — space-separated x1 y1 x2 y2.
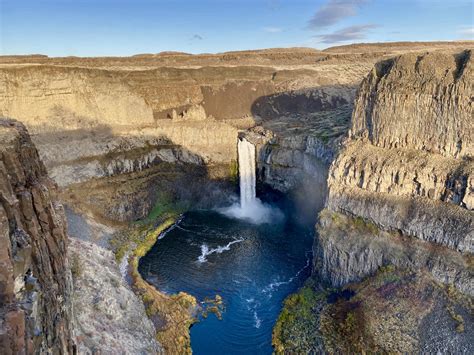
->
219 137 283 224
238 137 257 209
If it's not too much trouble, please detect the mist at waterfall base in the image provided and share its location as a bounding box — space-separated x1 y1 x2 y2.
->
220 137 283 224
139 209 313 354
219 197 284 224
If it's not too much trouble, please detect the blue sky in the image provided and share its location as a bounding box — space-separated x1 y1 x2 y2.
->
1 0 473 56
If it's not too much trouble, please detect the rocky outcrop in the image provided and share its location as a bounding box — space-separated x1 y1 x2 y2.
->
328 141 473 252
0 51 371 198
0 119 74 353
274 49 474 355
317 49 473 291
69 238 161 353
244 95 354 218
315 210 473 296
0 51 373 231
351 50 473 158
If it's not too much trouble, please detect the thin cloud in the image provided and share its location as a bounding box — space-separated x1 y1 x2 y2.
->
458 26 474 38
263 27 283 33
308 0 368 31
315 24 378 43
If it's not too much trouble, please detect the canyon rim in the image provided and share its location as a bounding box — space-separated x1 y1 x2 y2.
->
0 1 473 354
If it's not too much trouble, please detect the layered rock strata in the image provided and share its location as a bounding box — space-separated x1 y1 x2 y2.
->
317 49 473 293
0 49 373 222
274 48 473 354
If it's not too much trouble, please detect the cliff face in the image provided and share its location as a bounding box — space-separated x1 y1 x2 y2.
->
314 47 474 303
0 51 372 223
317 50 473 290
274 48 473 355
351 50 473 158
0 119 74 353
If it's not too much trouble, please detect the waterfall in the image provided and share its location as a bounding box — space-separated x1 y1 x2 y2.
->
218 136 282 224
238 137 256 209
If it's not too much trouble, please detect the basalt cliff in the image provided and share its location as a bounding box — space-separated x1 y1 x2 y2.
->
0 42 473 353
274 49 473 353
320 49 473 288
0 120 74 353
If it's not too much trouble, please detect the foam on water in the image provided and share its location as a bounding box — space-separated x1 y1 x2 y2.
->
197 238 244 263
219 198 283 224
138 210 314 353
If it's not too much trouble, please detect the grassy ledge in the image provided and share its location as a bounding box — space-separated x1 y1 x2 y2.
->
274 266 473 354
111 197 197 353
128 219 197 354
272 279 328 354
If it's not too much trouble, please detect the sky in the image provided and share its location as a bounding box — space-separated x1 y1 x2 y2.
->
0 0 473 56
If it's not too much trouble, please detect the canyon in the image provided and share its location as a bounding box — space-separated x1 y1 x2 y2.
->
0 41 472 353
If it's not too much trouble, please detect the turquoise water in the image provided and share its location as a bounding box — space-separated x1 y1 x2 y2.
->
139 209 313 354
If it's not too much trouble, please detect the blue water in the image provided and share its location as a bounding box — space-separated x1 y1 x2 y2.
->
138 209 313 354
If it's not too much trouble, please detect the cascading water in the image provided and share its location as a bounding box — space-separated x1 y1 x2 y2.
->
238 137 256 209
219 136 282 224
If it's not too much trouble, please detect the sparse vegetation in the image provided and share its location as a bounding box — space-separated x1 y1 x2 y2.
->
352 216 379 234
443 284 470 333
106 190 198 353
447 305 465 333
274 265 473 354
272 279 327 354
127 220 197 354
321 209 379 236
109 191 186 262
229 159 238 184
70 253 83 280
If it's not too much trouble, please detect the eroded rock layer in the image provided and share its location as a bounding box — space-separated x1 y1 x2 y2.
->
275 48 473 355
322 50 473 271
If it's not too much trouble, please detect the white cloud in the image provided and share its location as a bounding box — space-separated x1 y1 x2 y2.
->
315 24 378 43
458 26 474 38
263 27 283 33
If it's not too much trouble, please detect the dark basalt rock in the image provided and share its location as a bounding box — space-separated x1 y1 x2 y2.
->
0 119 75 354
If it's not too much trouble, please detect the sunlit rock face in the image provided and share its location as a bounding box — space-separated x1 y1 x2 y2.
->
271 48 474 355
351 50 473 158
317 49 474 291
0 119 75 353
0 49 372 224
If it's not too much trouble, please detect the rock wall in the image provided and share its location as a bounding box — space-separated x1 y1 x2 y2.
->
0 52 370 180
351 50 473 158
0 119 74 353
69 238 161 353
316 49 474 293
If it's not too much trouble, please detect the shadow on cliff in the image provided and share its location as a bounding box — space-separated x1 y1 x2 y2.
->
26 83 357 227
30 123 237 225
246 86 357 225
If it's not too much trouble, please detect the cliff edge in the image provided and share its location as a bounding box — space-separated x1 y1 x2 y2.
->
0 119 75 353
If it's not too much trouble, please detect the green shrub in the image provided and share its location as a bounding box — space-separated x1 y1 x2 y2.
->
70 253 83 280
